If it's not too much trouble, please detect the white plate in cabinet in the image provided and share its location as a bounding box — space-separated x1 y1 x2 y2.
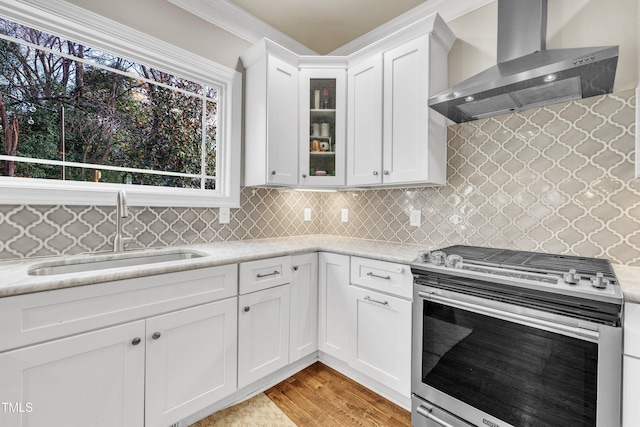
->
349 286 412 396
238 284 290 389
239 256 292 294
350 256 412 299
0 320 146 427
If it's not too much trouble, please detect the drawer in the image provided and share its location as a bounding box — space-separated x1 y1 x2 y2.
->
350 256 412 299
0 264 238 353
239 256 292 295
625 302 640 357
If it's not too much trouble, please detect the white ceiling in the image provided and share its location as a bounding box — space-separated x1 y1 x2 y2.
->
229 0 430 54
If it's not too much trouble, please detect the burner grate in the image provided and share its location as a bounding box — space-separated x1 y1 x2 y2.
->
438 245 615 278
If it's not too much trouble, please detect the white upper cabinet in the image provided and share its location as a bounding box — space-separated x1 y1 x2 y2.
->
242 41 299 186
382 35 446 185
242 14 455 189
299 66 347 187
347 14 454 187
347 54 383 186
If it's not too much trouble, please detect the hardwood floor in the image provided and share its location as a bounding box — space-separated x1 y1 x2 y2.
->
265 362 411 427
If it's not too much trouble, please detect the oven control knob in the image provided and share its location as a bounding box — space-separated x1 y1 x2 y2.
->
563 269 581 285
591 272 609 289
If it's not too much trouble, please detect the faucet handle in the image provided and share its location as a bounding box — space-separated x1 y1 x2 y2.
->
117 189 128 217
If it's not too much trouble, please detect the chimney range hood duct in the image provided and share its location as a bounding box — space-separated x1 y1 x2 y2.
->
429 0 618 123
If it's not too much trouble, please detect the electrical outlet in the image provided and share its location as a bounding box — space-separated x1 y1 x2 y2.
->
341 208 349 223
410 209 421 227
304 207 312 221
219 207 230 224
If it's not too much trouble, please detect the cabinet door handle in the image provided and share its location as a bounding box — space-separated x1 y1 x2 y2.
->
367 271 391 280
373 171 378 176
364 296 388 306
257 270 279 278
271 170 276 175
292 265 299 271
302 174 307 178
244 306 251 312
131 337 141 346
152 332 161 340
383 170 390 175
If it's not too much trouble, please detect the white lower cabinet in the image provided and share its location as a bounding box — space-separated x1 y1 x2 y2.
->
0 265 239 427
318 252 351 361
623 355 640 426
145 298 238 427
624 302 640 426
289 253 319 362
349 285 412 396
0 298 238 427
0 321 146 427
238 284 290 389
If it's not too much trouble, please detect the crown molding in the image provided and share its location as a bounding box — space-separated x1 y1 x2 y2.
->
329 0 493 56
167 0 318 55
168 0 493 57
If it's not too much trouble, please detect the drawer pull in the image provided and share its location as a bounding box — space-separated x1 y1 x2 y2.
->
257 270 280 278
367 271 391 280
416 405 456 427
292 265 299 271
131 337 141 346
152 332 161 340
244 306 251 312
364 296 388 306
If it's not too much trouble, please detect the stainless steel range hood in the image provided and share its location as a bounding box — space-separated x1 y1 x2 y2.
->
429 0 618 123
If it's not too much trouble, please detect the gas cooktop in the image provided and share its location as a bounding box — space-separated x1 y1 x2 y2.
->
411 245 623 306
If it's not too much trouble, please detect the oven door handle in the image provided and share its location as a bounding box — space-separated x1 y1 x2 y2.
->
418 291 600 341
416 404 458 427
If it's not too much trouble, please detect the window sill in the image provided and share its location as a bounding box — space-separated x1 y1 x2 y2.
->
0 178 240 208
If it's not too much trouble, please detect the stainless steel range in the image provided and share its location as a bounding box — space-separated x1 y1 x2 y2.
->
410 245 623 427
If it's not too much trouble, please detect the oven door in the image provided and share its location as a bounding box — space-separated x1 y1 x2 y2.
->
411 284 622 427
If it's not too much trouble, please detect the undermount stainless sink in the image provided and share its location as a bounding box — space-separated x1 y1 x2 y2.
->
28 249 206 276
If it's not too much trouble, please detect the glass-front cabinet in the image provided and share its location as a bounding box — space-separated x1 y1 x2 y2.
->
299 68 346 187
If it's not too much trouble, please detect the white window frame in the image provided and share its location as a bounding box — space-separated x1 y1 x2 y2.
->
0 0 241 207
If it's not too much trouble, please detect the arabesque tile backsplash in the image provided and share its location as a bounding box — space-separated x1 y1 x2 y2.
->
1 89 637 265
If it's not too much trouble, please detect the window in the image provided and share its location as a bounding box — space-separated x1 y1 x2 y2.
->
0 0 240 207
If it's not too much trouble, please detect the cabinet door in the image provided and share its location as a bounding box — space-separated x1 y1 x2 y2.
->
347 55 383 186
289 253 319 362
299 68 346 187
0 321 145 427
318 252 351 361
238 284 290 388
267 55 299 185
623 355 640 427
349 286 412 396
383 35 434 184
145 298 237 427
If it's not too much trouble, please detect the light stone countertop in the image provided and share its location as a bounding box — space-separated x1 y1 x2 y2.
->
0 235 426 298
4 236 639 303
613 264 640 304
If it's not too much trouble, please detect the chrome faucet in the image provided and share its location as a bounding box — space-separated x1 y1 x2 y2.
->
113 189 133 252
